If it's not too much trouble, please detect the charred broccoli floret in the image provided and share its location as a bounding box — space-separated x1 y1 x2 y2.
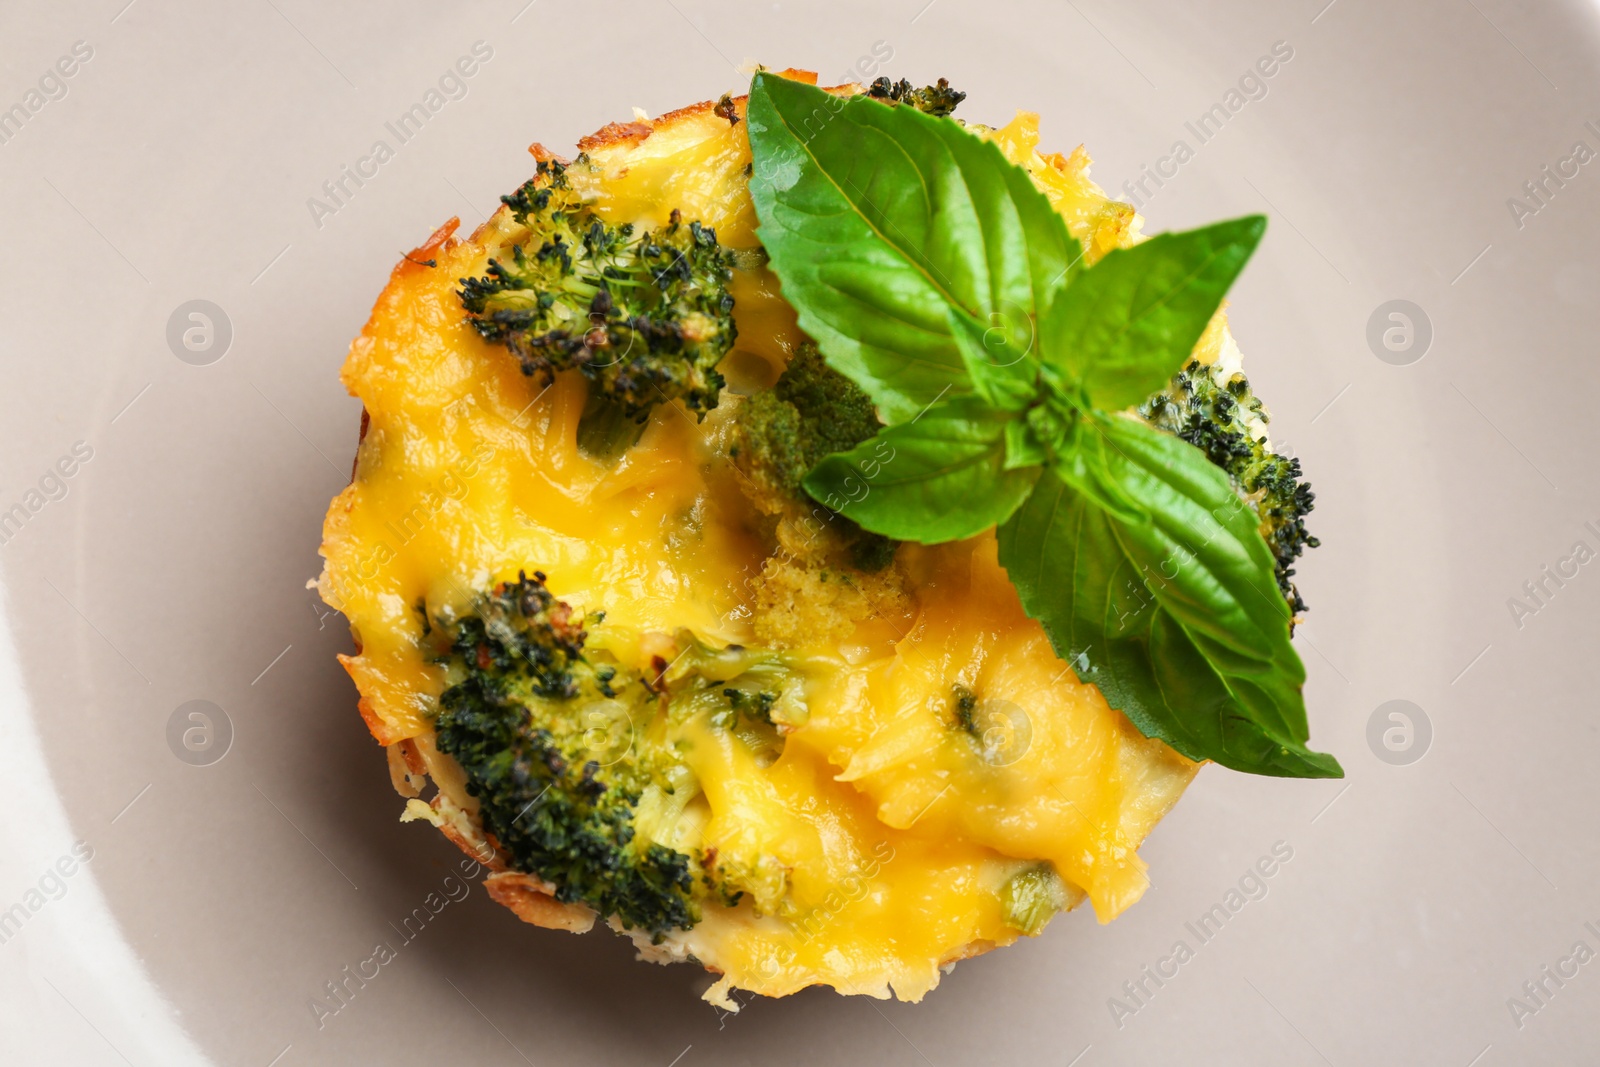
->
1139 361 1319 616
732 345 898 572
866 76 966 116
458 158 737 422
431 571 699 937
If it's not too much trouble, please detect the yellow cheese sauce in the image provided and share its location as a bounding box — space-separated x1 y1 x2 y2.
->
318 82 1202 1005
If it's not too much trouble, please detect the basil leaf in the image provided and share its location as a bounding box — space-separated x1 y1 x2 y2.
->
1051 416 1148 527
947 306 1037 412
803 395 1040 543
999 416 1342 778
1003 419 1050 471
1039 217 1266 412
746 72 1080 423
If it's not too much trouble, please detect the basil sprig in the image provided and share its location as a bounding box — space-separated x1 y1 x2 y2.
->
746 72 1341 778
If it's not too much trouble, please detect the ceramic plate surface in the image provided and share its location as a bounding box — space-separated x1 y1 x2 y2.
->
3 1 1599 1063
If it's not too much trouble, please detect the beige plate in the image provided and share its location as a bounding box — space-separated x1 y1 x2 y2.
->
2 1 1598 1063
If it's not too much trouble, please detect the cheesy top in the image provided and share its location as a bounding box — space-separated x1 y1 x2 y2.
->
318 80 1207 1006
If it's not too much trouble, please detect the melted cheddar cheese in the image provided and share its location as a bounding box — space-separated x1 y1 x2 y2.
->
318 76 1206 1006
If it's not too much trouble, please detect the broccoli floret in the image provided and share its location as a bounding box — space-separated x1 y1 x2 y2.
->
950 683 979 734
1139 361 1319 617
723 687 777 726
431 577 816 933
1000 863 1071 936
738 346 881 491
432 571 699 937
866 76 967 117
459 158 737 423
733 345 898 571
442 569 587 699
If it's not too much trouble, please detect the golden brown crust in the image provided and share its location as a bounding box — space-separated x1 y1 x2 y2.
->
484 872 597 933
573 70 840 155
386 742 425 798
436 812 507 873
575 120 655 153
397 738 425 776
526 141 569 166
648 97 723 131
352 688 397 745
402 217 461 274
